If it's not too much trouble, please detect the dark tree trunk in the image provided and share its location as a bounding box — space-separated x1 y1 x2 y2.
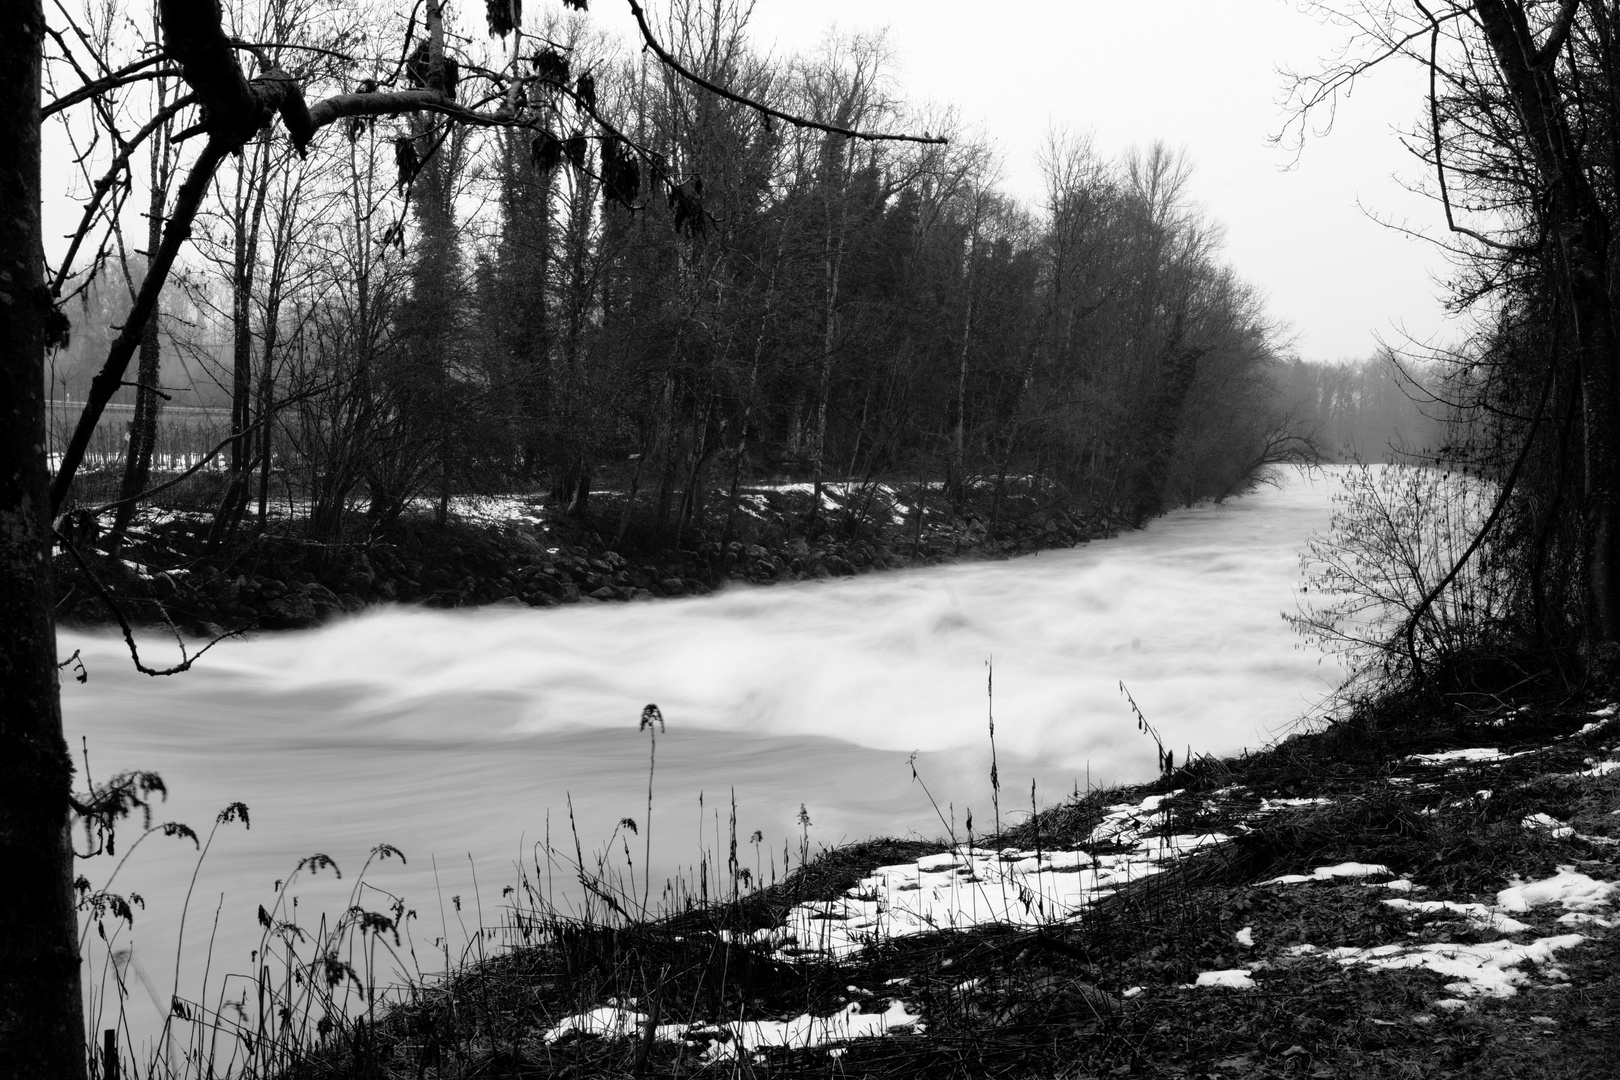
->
107 306 163 556
208 146 271 551
0 1 86 1075
1475 0 1620 647
109 35 174 557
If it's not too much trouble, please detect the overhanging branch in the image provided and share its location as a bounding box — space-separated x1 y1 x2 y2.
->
624 0 945 145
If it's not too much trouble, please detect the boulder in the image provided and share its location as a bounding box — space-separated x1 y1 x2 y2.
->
261 590 317 629
304 582 346 623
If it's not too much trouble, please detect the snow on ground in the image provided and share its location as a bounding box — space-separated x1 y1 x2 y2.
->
542 999 923 1061
750 791 1234 960
1261 862 1393 886
1403 747 1533 766
437 495 547 525
1382 898 1531 935
1289 935 1587 1003
1521 812 1576 838
1256 864 1620 1009
1192 969 1256 990
1496 868 1618 913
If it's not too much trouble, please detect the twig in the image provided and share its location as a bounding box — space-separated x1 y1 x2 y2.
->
624 0 945 145
54 530 244 676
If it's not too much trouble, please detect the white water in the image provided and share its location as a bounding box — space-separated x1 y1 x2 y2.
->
59 465 1347 1041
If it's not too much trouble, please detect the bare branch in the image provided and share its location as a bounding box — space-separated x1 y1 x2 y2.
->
50 95 194 297
623 0 944 145
1530 0 1580 67
55 531 245 677
43 54 176 118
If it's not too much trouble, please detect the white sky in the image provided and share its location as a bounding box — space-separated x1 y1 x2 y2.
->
597 0 1462 361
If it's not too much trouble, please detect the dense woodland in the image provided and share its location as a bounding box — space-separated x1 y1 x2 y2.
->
40 0 1316 559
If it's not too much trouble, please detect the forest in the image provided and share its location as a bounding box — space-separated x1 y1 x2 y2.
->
38 0 1315 564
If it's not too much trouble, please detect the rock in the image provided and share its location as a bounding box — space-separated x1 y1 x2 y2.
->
374 580 398 601
261 591 317 629
786 537 811 561
589 586 618 601
152 571 180 600
559 584 581 603
338 593 367 614
659 578 686 597
304 581 346 623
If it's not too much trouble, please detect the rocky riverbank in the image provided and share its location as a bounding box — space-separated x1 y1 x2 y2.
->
54 480 1106 634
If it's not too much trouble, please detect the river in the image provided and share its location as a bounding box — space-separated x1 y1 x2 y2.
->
59 464 1348 1048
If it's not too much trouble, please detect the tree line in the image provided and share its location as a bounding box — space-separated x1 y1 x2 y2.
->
1277 354 1447 462
47 1 1304 556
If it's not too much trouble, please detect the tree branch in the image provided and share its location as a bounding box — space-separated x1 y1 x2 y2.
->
1530 0 1580 67
50 95 194 297
43 55 177 118
51 136 230 515
623 0 944 145
56 531 244 677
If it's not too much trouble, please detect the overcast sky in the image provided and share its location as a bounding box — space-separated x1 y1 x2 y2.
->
599 0 1461 362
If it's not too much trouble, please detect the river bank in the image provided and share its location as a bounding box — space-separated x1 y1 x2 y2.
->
54 476 1106 634
270 681 1620 1080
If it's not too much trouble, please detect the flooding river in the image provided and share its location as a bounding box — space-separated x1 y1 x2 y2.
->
60 465 1347 1046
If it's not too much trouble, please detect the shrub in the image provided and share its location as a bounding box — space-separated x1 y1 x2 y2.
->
1288 463 1512 697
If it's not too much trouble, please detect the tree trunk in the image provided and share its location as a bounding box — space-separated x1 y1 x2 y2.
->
1475 0 1620 647
107 304 163 556
208 143 272 550
0 1 86 1075
109 92 173 556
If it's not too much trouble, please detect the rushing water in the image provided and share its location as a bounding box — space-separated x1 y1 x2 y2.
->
59 465 1348 1041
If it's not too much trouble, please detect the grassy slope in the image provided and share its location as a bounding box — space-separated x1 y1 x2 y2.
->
272 686 1620 1080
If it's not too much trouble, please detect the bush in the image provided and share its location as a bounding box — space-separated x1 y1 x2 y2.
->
1288 463 1512 696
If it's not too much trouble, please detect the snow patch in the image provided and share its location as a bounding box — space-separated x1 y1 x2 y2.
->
1192 969 1254 990
1521 813 1575 838
1383 898 1530 935
1496 868 1619 913
1263 862 1392 886
543 999 923 1059
1403 747 1530 766
753 791 1234 959
1290 935 1586 999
